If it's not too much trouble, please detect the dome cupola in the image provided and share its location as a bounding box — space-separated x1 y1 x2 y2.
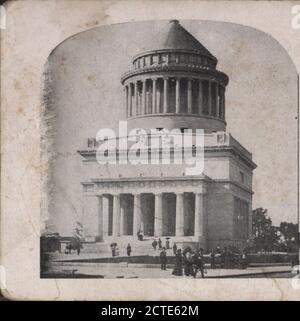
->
121 20 229 133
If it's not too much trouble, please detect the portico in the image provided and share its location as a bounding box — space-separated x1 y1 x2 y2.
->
83 178 207 244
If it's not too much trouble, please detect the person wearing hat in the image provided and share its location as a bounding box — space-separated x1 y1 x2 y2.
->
160 247 167 270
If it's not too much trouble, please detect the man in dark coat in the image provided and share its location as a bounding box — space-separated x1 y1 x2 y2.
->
127 243 132 256
193 249 205 278
152 239 158 251
173 243 177 255
158 238 162 250
160 247 167 270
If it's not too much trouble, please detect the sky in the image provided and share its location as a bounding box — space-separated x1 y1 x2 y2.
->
46 20 298 235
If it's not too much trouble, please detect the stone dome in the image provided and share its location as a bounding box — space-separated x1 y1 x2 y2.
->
121 20 229 133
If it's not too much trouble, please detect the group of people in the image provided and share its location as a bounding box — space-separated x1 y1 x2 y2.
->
159 246 206 278
211 246 249 269
158 242 249 276
110 238 249 273
111 243 132 257
151 238 172 251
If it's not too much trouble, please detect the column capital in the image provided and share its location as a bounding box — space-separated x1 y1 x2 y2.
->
110 192 121 197
132 192 141 197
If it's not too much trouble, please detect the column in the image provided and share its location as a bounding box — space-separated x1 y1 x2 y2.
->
124 86 128 118
133 193 142 237
215 83 219 118
97 195 103 241
175 78 180 113
152 78 157 113
154 193 163 237
187 78 192 114
194 193 207 248
128 83 132 117
198 80 203 115
112 194 120 236
157 81 161 113
142 79 146 115
220 86 225 119
163 77 169 113
134 81 138 116
102 195 110 239
175 193 184 237
120 196 125 236
208 81 212 115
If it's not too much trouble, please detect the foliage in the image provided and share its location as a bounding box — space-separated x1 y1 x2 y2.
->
252 208 298 253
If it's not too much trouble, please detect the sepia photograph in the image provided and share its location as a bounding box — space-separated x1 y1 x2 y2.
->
1 0 300 301
40 18 298 279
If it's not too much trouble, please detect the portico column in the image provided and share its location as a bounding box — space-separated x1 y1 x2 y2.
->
120 196 125 236
154 193 163 237
112 194 120 236
133 193 142 237
208 81 212 115
175 78 180 113
163 77 169 113
134 81 138 116
97 195 103 241
128 83 132 117
175 193 184 237
102 195 110 239
142 79 146 115
194 193 207 248
152 78 157 113
198 80 203 115
187 78 192 114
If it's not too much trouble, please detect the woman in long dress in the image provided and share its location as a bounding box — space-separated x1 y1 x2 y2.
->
172 249 183 276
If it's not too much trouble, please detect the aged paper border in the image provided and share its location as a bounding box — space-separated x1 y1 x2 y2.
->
1 0 300 300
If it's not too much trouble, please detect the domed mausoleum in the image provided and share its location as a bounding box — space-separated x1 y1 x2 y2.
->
79 20 256 250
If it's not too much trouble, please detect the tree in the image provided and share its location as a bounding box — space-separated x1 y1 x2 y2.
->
252 208 279 252
278 222 298 252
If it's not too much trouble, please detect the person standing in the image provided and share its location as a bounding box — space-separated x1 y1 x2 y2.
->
193 249 205 278
127 243 132 257
160 247 167 270
166 239 170 249
241 250 248 269
172 249 183 276
152 239 158 251
183 250 194 277
158 238 162 250
111 243 116 257
173 243 177 255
